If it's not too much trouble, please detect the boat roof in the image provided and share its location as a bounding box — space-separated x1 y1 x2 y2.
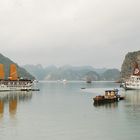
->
105 89 119 92
0 79 32 82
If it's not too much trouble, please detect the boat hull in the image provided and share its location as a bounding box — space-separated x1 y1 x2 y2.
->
0 85 32 91
122 75 140 90
0 80 33 91
94 97 118 104
124 86 140 90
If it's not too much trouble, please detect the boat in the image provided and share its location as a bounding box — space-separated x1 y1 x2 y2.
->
86 77 92 83
93 89 124 105
62 79 67 84
0 64 35 91
123 62 140 90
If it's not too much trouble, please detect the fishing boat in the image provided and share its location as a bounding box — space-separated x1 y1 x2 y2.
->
123 62 140 90
86 77 92 83
93 89 124 105
0 64 34 91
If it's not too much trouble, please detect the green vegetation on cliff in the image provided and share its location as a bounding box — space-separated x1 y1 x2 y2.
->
0 53 35 80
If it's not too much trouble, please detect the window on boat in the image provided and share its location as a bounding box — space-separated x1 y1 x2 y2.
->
132 84 135 86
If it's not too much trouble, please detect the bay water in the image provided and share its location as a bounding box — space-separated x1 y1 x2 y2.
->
0 81 140 140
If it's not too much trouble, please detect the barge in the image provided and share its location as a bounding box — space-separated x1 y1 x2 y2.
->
93 89 125 105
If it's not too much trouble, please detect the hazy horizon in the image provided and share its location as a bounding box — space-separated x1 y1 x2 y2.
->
22 63 120 70
1 0 140 69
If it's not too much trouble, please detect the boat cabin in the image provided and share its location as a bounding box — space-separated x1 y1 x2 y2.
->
105 89 119 98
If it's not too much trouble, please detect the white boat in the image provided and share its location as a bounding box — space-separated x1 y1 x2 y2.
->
62 79 67 84
0 79 33 91
124 62 140 90
0 64 34 91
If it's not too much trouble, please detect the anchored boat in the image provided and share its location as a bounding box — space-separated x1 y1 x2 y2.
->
86 77 92 83
0 64 34 91
123 62 140 90
93 89 124 105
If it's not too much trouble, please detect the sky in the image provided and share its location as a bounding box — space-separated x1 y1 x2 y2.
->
0 0 140 69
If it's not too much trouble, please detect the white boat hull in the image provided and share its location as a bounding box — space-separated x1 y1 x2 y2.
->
124 75 140 90
0 80 33 91
0 85 32 91
125 86 140 90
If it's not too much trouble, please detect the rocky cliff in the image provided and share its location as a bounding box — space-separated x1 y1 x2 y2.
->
121 50 140 80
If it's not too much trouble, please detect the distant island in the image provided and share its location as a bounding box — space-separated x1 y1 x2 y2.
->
24 49 140 81
23 64 120 81
3 50 140 82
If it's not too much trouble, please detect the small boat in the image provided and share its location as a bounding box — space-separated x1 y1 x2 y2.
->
81 87 86 89
86 77 92 83
93 89 125 105
62 79 67 84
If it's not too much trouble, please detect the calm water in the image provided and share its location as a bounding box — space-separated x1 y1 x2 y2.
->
0 81 140 140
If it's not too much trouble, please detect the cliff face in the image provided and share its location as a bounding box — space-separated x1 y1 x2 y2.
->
121 50 140 80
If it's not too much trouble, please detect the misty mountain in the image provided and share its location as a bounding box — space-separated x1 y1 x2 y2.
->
23 64 46 80
23 64 120 81
101 69 120 81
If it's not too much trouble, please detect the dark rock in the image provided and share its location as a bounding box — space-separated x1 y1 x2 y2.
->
121 50 140 80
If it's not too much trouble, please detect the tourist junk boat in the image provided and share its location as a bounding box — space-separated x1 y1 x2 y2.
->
93 89 124 105
123 62 140 90
0 64 34 91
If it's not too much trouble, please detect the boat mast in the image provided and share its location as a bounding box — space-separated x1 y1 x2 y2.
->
9 64 18 80
0 64 5 80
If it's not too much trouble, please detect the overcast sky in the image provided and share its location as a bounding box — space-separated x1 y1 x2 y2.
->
0 0 140 69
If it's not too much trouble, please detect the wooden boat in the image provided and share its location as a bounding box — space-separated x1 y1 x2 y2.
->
93 89 125 105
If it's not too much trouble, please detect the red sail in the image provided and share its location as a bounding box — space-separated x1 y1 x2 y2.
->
0 64 5 80
9 64 18 80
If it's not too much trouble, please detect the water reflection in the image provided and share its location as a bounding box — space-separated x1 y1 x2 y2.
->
0 100 4 118
0 91 32 118
123 90 140 105
93 102 118 108
9 98 17 116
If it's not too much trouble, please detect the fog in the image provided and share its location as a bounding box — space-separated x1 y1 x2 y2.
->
0 0 140 69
